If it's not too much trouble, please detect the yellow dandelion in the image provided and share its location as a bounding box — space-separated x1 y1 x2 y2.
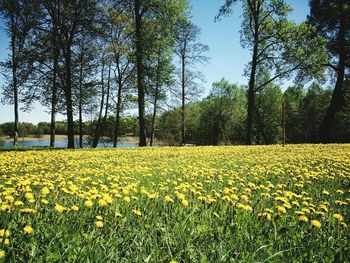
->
132 209 142 216
54 203 66 213
84 200 93 207
115 212 122 218
95 221 104 228
98 199 108 207
0 250 5 258
298 215 309 222
0 229 10 238
23 225 33 234
333 214 344 222
164 195 174 202
310 220 321 228
181 199 189 207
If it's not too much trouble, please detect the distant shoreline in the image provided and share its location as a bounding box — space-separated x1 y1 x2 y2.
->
1 135 163 145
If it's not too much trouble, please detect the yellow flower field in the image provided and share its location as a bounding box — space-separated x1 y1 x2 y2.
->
0 145 349 262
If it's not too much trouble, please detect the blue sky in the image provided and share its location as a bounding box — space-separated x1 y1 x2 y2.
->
0 0 309 124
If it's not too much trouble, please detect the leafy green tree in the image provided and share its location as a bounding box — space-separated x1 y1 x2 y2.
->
132 0 188 146
254 85 283 144
198 78 246 145
283 86 305 143
217 0 328 145
0 0 39 146
308 0 350 142
300 82 331 142
174 21 209 144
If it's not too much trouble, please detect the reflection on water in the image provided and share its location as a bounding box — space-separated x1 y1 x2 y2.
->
1 139 137 148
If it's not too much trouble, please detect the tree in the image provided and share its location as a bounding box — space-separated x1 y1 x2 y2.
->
308 0 350 142
197 78 246 145
103 4 135 147
216 0 328 145
55 0 98 149
132 0 189 146
283 85 305 143
300 82 331 142
174 21 209 144
254 85 283 144
0 0 38 146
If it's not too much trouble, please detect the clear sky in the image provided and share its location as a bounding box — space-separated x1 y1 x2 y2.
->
0 0 309 124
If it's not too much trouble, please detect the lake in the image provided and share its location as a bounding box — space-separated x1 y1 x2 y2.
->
1 139 137 148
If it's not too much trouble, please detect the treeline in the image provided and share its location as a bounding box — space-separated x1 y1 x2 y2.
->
1 79 349 145
0 116 139 139
0 0 349 148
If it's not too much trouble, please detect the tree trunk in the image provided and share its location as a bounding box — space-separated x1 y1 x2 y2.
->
181 50 186 145
78 45 84 148
92 60 105 148
50 1 59 148
246 10 260 145
113 70 123 148
101 63 111 134
134 0 147 146
150 55 161 147
319 16 346 143
64 44 75 149
10 19 18 147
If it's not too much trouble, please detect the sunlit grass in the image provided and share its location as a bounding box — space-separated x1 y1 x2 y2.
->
0 145 349 262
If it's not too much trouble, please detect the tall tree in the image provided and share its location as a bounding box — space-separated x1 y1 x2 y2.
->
217 0 328 145
56 0 98 148
132 0 188 146
174 21 209 144
0 0 38 146
308 0 350 142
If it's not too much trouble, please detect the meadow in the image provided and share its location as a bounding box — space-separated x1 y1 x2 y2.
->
0 145 349 262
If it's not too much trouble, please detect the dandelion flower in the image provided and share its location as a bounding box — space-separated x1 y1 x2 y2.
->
310 220 321 228
23 225 33 234
95 221 104 228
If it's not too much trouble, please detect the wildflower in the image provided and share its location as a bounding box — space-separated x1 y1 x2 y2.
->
181 199 189 207
0 250 5 258
298 215 308 222
96 215 103 221
41 187 50 195
71 205 79 211
164 195 174 202
84 200 93 207
123 196 131 203
115 212 122 218
132 209 142 216
14 201 24 206
23 225 33 234
333 214 344 222
41 199 49 205
54 204 66 213
310 220 321 228
98 199 107 207
0 229 10 238
95 221 104 228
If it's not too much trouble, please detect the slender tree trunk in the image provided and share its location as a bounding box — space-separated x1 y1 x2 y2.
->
92 60 105 148
282 98 286 146
10 19 18 147
134 0 147 146
64 41 75 149
13 70 19 147
319 17 346 143
150 55 161 147
113 71 123 148
50 1 59 148
246 14 259 145
78 45 84 148
181 50 186 145
101 63 111 131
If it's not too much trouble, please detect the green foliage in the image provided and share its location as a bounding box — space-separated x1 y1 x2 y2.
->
254 86 283 144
